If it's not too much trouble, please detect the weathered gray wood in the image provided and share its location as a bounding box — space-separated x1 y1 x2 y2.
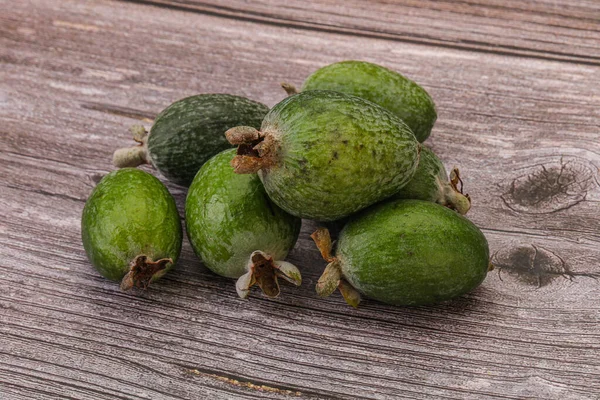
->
125 0 600 65
1 0 599 399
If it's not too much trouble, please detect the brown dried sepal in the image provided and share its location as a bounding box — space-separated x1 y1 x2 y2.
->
311 228 361 307
450 167 470 202
235 251 301 299
251 251 280 298
225 126 276 174
315 261 341 297
225 126 263 145
310 227 335 263
120 255 172 291
231 155 264 174
445 167 472 215
338 280 361 308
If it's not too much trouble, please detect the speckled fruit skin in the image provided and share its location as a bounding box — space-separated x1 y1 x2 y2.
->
148 94 268 186
186 149 301 279
259 90 420 221
393 147 445 201
337 200 489 306
392 147 471 214
81 168 182 282
301 61 437 142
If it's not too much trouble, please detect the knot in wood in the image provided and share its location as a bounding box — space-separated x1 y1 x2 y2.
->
493 244 571 289
501 157 596 214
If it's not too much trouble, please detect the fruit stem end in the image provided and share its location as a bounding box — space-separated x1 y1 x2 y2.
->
445 167 471 215
226 126 275 174
235 251 301 299
316 261 361 308
281 82 299 96
312 227 361 307
113 125 150 168
120 255 172 291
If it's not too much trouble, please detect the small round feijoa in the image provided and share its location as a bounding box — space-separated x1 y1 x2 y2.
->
186 149 302 299
81 168 182 290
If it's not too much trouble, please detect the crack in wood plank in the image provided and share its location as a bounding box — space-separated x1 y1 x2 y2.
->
184 368 303 397
80 102 155 122
118 0 600 66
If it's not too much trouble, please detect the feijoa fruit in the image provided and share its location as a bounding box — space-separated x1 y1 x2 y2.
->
226 90 420 221
283 60 436 142
81 168 182 290
185 149 302 298
312 200 490 307
113 94 268 186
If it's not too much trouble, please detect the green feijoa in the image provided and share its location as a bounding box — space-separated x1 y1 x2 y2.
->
185 149 302 299
113 94 269 186
81 168 182 290
312 200 490 307
226 90 420 221
282 60 437 142
392 146 471 214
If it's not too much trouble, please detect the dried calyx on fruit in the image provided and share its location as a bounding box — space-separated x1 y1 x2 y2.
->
226 90 421 221
311 200 490 308
392 146 471 214
81 168 182 291
185 149 302 299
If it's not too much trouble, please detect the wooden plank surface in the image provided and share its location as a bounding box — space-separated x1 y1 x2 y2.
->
1 0 599 399
127 0 600 64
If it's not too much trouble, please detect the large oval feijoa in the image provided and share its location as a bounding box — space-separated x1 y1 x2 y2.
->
284 60 437 142
226 90 421 221
312 200 490 307
186 149 302 299
113 94 269 186
81 168 182 290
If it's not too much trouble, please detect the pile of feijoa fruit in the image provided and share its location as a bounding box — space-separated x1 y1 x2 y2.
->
82 60 491 307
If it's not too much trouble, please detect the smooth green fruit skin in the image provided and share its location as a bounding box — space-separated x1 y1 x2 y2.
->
81 168 182 282
260 90 420 221
186 149 301 278
392 146 446 202
149 94 269 186
337 200 489 306
301 61 437 142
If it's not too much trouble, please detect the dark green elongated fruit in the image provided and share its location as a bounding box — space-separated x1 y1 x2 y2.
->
113 94 269 186
312 200 490 307
81 168 182 290
186 149 302 299
226 90 420 221
282 60 437 142
392 146 471 214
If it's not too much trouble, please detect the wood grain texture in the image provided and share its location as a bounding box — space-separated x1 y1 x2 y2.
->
1 0 599 399
124 0 600 65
